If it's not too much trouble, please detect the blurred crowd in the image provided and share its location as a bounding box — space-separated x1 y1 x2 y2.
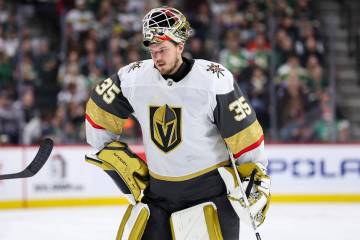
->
0 0 351 145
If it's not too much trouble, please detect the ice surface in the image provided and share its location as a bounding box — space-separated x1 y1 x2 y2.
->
0 203 359 240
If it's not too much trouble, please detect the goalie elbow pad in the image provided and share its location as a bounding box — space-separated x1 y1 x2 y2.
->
85 141 149 204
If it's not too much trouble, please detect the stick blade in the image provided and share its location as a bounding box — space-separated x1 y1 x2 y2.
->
29 138 54 174
0 138 54 180
23 138 54 177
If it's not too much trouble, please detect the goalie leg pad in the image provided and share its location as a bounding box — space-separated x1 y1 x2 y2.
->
116 202 150 240
170 202 223 240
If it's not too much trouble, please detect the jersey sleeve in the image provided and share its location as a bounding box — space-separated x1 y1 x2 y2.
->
211 68 267 167
85 69 134 149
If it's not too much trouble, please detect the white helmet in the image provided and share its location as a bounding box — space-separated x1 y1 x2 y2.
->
142 7 192 47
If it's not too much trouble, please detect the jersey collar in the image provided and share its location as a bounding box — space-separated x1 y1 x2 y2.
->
159 57 195 82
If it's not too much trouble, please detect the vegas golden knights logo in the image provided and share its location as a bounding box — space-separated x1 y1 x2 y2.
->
149 105 182 153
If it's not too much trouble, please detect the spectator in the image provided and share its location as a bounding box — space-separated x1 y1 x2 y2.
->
294 0 315 20
35 39 59 100
277 53 308 84
313 105 349 142
247 33 271 70
278 14 299 41
18 54 39 87
245 2 266 24
277 70 310 128
300 35 324 66
86 66 105 91
126 46 141 63
0 0 9 24
0 91 21 144
308 65 327 96
66 0 94 42
274 29 294 68
186 37 211 60
0 0 335 143
337 120 351 142
95 0 115 50
59 64 87 104
13 88 39 144
246 67 270 130
219 0 244 32
220 30 249 79
273 0 293 18
3 30 19 58
0 48 11 88
79 50 106 76
107 52 124 74
58 50 80 84
188 2 212 42
14 88 38 125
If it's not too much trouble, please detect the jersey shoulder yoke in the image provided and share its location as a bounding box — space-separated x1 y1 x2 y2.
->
119 59 154 81
194 59 234 94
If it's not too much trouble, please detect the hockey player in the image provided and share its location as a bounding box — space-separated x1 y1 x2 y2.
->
85 7 270 240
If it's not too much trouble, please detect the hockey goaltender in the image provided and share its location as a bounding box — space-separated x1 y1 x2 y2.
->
84 6 270 240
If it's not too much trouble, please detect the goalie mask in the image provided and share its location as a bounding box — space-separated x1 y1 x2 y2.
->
142 7 192 47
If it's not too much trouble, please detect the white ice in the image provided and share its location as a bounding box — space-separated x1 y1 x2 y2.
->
0 203 359 240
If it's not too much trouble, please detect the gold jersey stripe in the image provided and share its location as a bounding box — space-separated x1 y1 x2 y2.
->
149 160 230 182
224 120 263 155
86 98 126 134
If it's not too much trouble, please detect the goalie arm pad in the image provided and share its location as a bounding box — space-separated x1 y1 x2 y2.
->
85 141 149 204
218 162 270 227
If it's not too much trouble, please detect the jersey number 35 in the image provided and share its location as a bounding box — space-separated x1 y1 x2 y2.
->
95 78 121 104
229 96 252 122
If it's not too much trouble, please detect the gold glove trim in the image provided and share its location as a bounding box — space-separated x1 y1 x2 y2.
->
237 162 267 178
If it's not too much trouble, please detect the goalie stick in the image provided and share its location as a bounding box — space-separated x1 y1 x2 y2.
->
228 151 262 240
0 138 54 180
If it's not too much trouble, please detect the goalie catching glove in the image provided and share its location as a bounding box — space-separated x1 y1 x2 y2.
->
85 141 149 205
218 162 270 227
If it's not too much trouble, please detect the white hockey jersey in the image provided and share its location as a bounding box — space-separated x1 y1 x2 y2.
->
85 58 267 181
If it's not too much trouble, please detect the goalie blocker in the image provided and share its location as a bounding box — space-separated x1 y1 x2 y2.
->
85 141 149 204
